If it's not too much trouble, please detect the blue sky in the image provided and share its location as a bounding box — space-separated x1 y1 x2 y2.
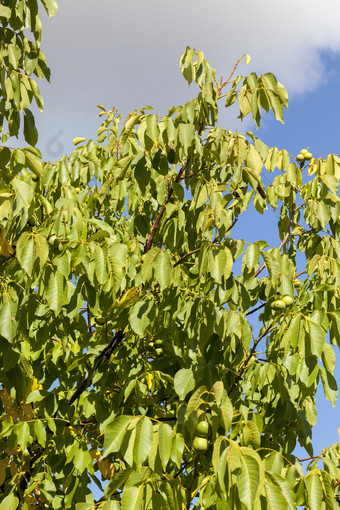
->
31 0 340 483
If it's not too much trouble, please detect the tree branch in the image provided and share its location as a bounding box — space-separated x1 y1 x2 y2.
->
173 218 238 268
144 159 190 254
246 302 266 316
253 203 296 279
228 322 273 396
186 456 200 509
68 330 124 405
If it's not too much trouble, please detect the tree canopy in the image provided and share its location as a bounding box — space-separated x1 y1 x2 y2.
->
1 2 340 509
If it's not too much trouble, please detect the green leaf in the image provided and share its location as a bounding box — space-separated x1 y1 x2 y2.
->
11 178 34 210
23 109 38 146
40 0 58 17
154 251 172 290
25 151 43 177
238 453 261 510
304 471 323 510
174 368 195 400
129 300 154 336
34 420 46 447
133 416 153 467
45 268 67 315
219 391 233 433
141 247 160 283
17 232 49 276
0 495 19 510
177 123 195 153
14 421 30 450
74 449 92 473
0 6 11 18
264 480 289 510
0 294 18 342
73 137 87 145
307 319 325 358
319 366 338 406
94 245 108 285
121 486 144 510
103 416 132 457
158 423 173 470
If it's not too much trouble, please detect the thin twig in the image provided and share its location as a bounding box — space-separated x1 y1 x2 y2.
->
246 302 266 316
297 456 320 462
68 330 124 405
218 54 247 95
253 203 296 279
174 460 191 479
186 456 200 509
144 159 190 254
228 322 273 396
173 218 238 268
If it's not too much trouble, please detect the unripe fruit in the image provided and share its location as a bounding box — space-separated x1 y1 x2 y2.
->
296 154 305 162
95 317 106 325
53 238 63 254
192 436 209 453
293 279 302 288
271 299 286 310
154 339 163 347
195 420 210 438
300 149 308 155
155 348 163 356
304 152 313 160
148 342 154 350
282 295 294 306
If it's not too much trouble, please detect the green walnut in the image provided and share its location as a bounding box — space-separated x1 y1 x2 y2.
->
293 279 302 288
28 217 38 226
53 238 63 253
296 153 305 162
48 235 57 246
282 295 294 306
155 347 163 356
300 149 308 155
148 341 154 350
271 299 286 310
192 436 209 453
304 152 313 160
154 339 164 348
95 317 106 325
195 420 210 438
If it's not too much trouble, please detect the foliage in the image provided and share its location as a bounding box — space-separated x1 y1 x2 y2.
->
1 2 340 509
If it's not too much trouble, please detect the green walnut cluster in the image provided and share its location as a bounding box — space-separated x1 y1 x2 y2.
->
271 295 294 311
154 339 164 356
296 148 312 162
192 420 210 453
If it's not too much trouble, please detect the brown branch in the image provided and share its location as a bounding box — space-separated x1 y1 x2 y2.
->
144 159 190 254
186 456 200 509
218 54 247 95
297 456 320 462
173 218 238 268
87 304 92 332
228 322 273 396
157 416 177 422
68 330 124 405
173 248 201 268
174 460 191 479
246 302 266 316
253 203 296 279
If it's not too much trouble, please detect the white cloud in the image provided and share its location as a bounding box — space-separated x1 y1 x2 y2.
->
36 0 340 157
